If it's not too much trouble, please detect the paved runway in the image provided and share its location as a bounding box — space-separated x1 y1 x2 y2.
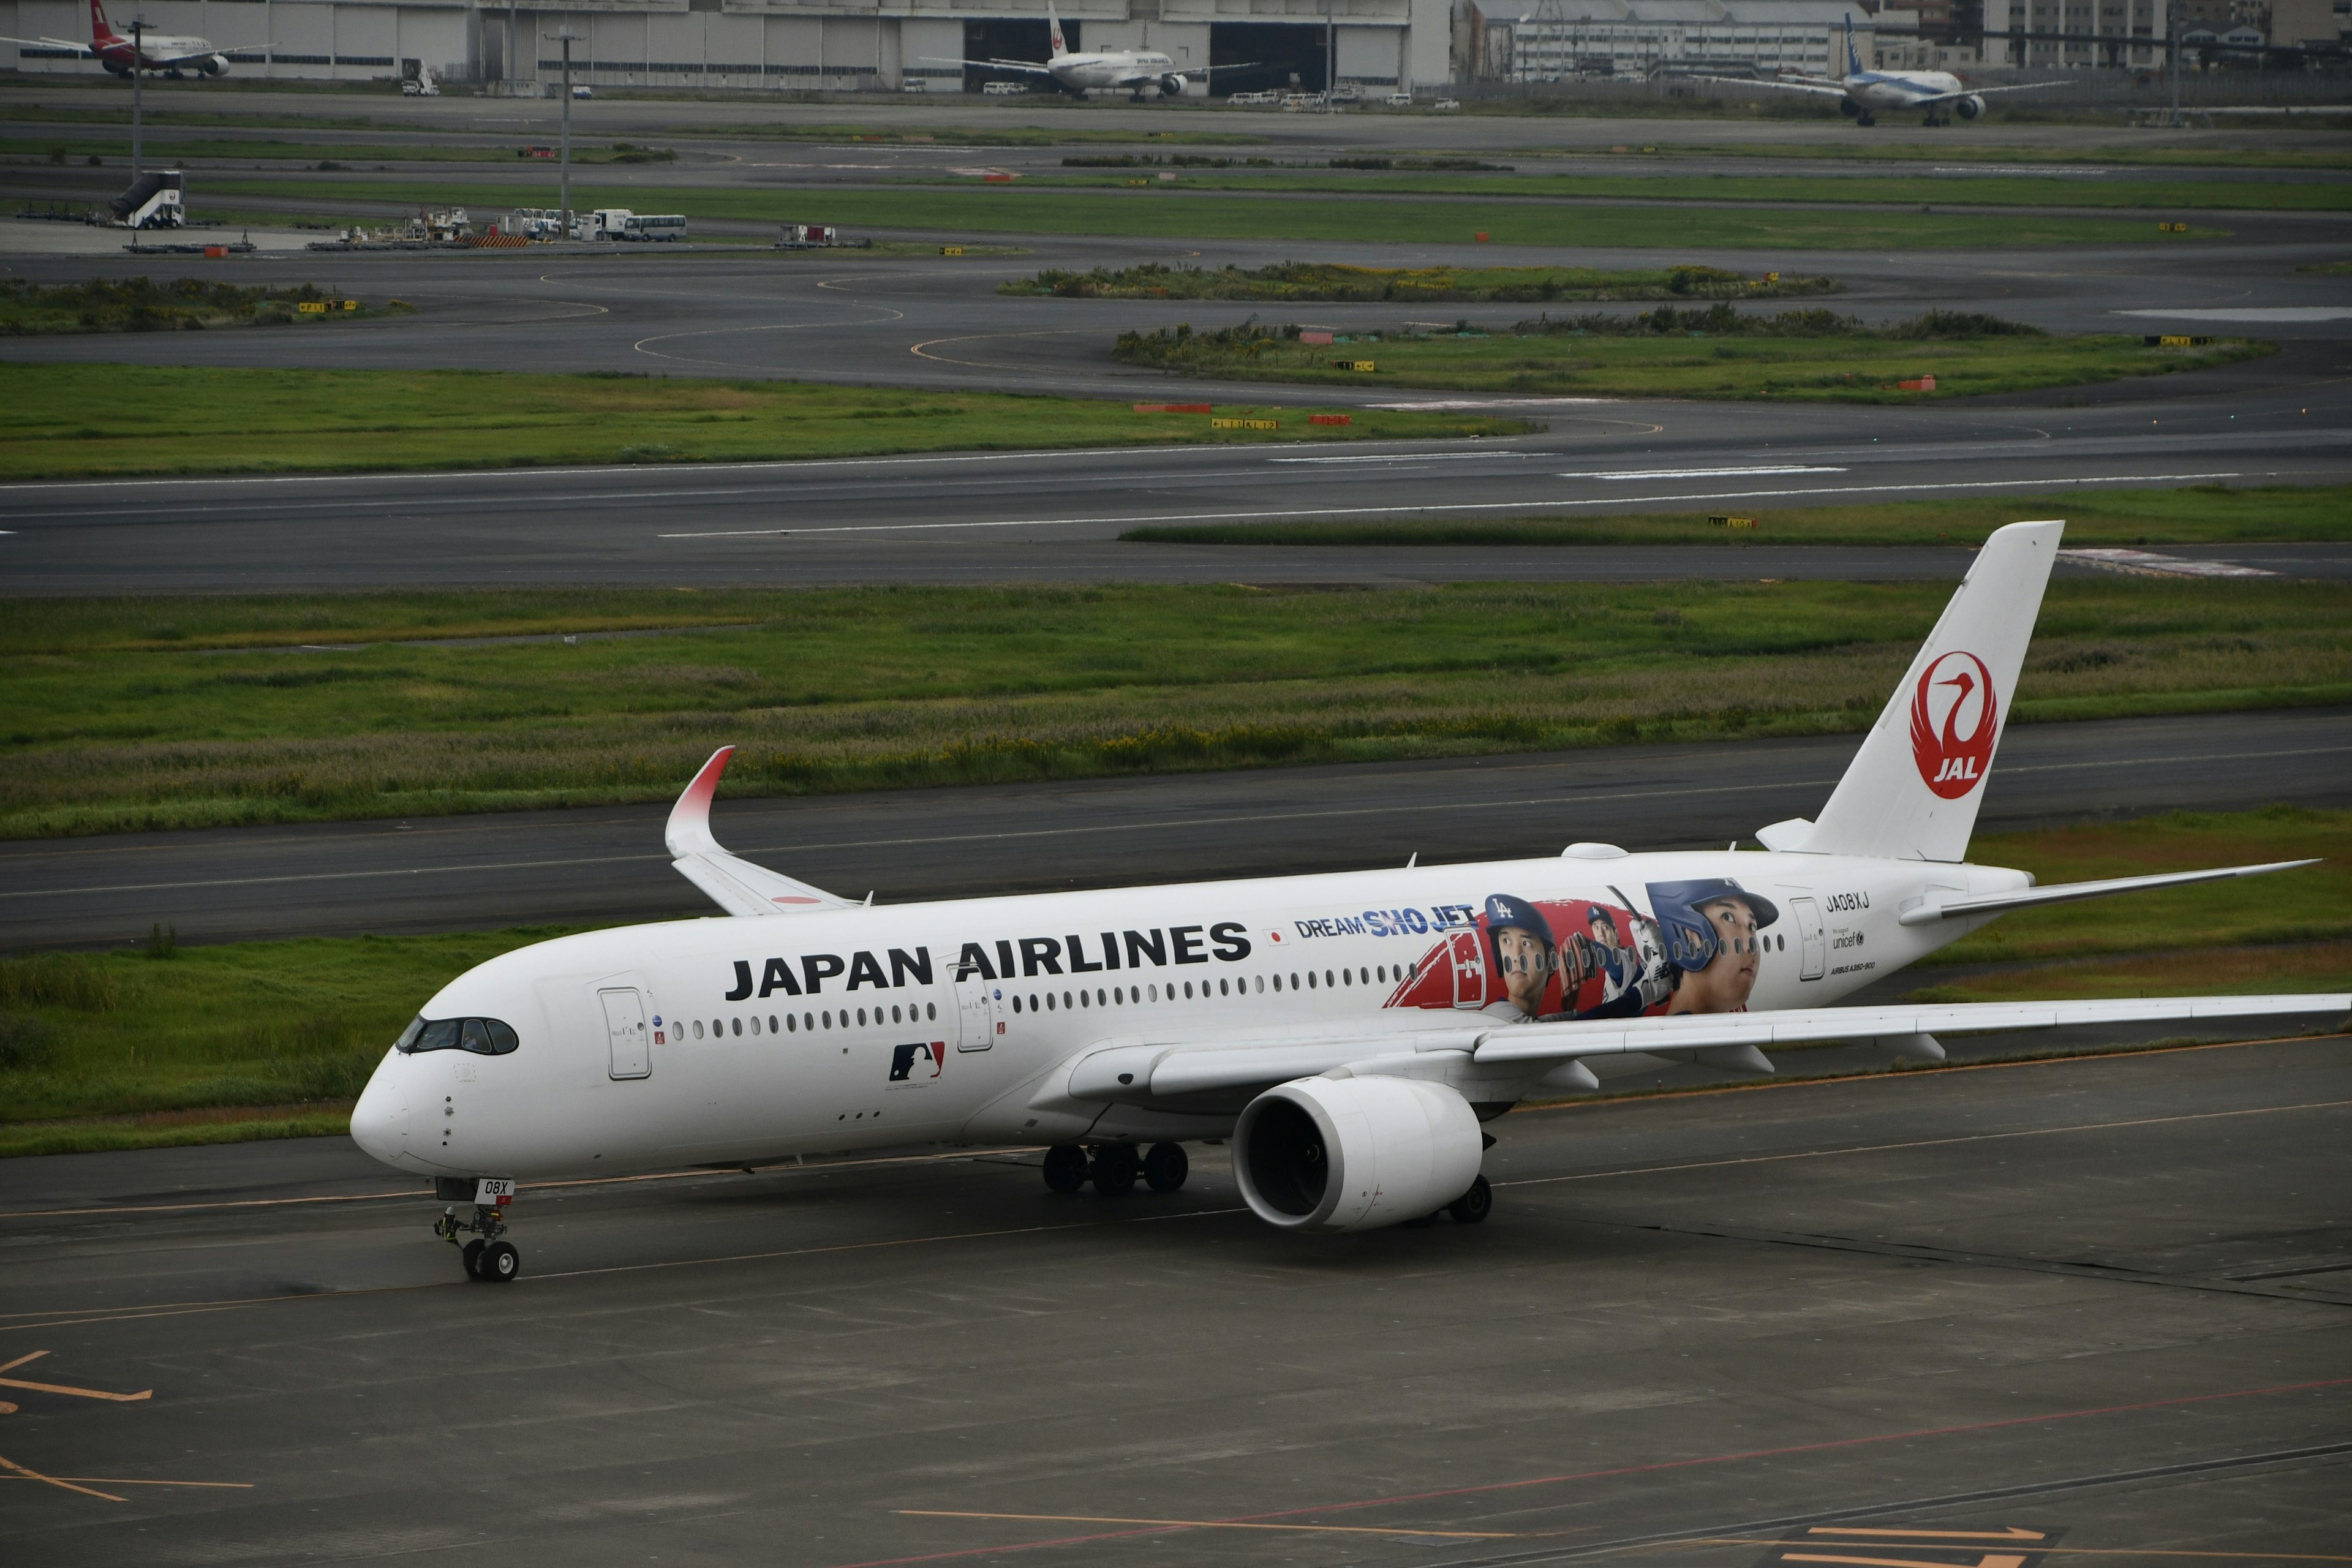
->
9 707 2345 952
1 1031 2345 1566
4 348 2348 592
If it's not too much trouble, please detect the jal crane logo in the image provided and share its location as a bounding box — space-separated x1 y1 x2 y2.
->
1910 650 1998 799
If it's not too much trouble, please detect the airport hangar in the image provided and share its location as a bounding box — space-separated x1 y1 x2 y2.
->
2 0 1459 99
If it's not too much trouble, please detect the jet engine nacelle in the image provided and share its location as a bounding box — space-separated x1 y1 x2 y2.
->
200 53 230 75
1234 1074 1483 1233
1838 96 1860 117
1160 72 1188 96
102 58 130 75
1953 92 1986 120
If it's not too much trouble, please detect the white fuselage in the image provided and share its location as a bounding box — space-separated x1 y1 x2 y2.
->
350 848 2019 1182
1047 50 1177 92
1844 68 1966 111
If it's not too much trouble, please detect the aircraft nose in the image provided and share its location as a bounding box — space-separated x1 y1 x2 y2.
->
349 1066 409 1167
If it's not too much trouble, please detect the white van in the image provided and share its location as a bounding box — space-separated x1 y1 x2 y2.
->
621 212 687 242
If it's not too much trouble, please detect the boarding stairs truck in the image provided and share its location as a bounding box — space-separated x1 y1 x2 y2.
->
108 170 184 229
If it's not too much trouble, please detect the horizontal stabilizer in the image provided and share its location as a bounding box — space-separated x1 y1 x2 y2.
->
1896 859 2317 925
665 746 851 918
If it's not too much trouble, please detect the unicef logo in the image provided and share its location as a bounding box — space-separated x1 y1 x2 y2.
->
1909 650 1998 799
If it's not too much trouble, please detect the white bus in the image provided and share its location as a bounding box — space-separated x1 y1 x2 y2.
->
621 213 687 242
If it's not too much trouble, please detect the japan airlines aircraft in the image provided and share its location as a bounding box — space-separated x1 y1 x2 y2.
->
1702 18 2062 126
2 0 260 76
921 0 1250 99
350 521 2345 1284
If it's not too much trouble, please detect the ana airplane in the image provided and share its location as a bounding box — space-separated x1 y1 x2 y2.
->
1704 17 2062 126
350 521 2345 1283
3 0 261 77
921 0 1250 99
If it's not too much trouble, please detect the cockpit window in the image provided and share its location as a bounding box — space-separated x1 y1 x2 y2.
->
397 1015 518 1055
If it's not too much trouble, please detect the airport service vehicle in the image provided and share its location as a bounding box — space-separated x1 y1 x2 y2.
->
1702 17 2061 125
570 208 681 241
982 80 1030 95
3 0 262 77
922 0 1252 100
350 522 2346 1283
401 65 439 96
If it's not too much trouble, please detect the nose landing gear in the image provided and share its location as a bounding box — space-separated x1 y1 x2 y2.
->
434 1177 521 1283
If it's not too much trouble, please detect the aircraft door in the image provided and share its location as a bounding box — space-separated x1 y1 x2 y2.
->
955 973 1001 1052
601 987 651 1079
1448 929 1489 1009
1789 897 1826 981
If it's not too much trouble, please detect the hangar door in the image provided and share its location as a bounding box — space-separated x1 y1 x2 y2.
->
961 18 1074 91
1211 21 1325 93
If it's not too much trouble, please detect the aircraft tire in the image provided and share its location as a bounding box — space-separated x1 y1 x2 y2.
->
462 1239 486 1278
1042 1144 1090 1193
1143 1142 1188 1193
1446 1175 1493 1226
1091 1144 1139 1196
479 1240 521 1283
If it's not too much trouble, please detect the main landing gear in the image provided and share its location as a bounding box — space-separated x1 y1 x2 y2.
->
1043 1142 1188 1196
434 1177 521 1283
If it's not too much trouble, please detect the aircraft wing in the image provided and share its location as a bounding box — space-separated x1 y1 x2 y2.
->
1906 79 2070 105
1896 859 2318 925
919 55 1055 75
2 35 95 53
1049 990 2348 1105
665 745 854 918
1693 74 1848 97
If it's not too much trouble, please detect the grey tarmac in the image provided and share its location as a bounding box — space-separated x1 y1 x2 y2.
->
7 706 2346 953
0 1031 2345 1566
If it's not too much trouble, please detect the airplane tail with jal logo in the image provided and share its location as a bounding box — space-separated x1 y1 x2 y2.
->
1047 0 1067 58
1782 519 2063 864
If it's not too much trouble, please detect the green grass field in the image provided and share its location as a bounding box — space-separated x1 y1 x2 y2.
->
203 178 2228 250
1 277 409 335
1111 315 2270 402
1 809 2337 1156
1030 166 2352 212
0 365 1523 481
7 578 2346 840
1121 483 2352 550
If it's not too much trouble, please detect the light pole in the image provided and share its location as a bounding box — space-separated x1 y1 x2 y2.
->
130 17 144 177
1324 0 1335 109
2168 10 2181 126
546 25 579 236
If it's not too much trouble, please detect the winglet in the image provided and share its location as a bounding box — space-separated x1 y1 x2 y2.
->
665 745 733 861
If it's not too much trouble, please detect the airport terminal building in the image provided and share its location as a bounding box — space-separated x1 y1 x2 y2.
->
4 0 1454 96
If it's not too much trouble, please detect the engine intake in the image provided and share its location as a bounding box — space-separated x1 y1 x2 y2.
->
1159 73 1188 96
1234 1074 1482 1233
1953 93 1985 120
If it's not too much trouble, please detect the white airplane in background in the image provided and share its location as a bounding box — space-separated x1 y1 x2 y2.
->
2 0 261 77
1704 17 2063 126
922 0 1251 99
350 521 2345 1283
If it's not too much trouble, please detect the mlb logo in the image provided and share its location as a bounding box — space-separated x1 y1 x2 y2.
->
888 1041 946 1084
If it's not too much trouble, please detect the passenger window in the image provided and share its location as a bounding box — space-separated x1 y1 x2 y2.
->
1218 978 1228 997
1096 989 1106 1007
1079 990 1090 1009
927 1002 937 1020
823 1011 833 1029
1063 991 1073 1010
1013 995 1023 1014
804 1013 814 1031
858 1008 868 1027
769 1014 779 1033
732 1017 742 1037
892 1005 902 1023
785 1014 796 1033
1148 984 1159 1002
750 1016 761 1035
693 1020 706 1039
1306 972 1315 989
1183 981 1194 999
1325 970 1335 988
1046 993 1056 1012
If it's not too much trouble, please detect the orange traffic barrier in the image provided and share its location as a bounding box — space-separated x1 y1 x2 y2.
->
1308 414 1351 426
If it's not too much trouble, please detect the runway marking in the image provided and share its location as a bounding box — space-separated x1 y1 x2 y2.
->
654 472 2258 537
10 743 2345 905
1498 1096 2352 1192
633 300 909 369
0 1350 151 1401
0 1452 124 1502
0 1472 252 1491
0 1145 1035 1221
1559 464 1845 480
897 1509 1515 1539
822 1378 2352 1568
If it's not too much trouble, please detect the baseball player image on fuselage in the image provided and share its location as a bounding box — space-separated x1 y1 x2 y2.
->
1645 878 1781 1015
1382 880 1776 1019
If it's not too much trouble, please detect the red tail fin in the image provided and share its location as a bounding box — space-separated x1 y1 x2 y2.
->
90 0 119 43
